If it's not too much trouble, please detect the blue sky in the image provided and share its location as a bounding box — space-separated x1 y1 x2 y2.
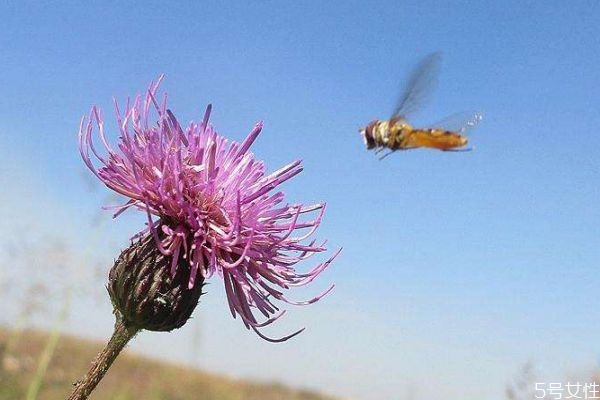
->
1 1 600 399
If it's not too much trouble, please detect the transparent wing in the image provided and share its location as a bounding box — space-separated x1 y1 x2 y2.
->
426 111 483 136
392 52 443 119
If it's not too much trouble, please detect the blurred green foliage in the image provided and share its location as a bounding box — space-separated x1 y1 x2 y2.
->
0 328 341 400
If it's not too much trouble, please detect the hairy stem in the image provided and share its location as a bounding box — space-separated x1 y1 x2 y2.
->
67 318 139 400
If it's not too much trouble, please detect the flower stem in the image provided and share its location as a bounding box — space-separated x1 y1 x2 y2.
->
67 318 139 400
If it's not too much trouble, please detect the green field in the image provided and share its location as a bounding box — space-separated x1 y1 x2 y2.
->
0 328 341 400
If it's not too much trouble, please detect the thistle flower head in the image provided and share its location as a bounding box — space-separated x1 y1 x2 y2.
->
79 76 338 341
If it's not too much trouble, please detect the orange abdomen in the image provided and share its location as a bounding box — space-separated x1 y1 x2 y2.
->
405 129 468 150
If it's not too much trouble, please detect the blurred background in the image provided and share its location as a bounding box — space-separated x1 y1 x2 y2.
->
1 1 599 399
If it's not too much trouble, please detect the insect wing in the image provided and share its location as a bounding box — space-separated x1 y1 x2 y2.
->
392 52 443 120
426 111 483 136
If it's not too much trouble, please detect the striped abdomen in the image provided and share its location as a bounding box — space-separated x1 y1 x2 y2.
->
401 128 468 150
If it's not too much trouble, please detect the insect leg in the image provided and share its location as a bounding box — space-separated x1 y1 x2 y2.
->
378 150 396 160
443 147 473 152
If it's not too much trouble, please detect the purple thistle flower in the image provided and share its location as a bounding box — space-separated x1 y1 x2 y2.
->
79 76 339 342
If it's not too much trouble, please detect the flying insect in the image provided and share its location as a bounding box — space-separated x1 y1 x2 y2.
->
359 52 483 159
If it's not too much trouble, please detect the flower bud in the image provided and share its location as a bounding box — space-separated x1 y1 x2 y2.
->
108 233 204 332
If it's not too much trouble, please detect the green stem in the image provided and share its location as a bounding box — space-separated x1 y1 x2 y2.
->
66 318 139 400
26 291 71 400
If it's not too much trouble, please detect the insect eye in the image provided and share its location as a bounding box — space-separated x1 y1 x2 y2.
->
363 127 376 149
361 133 370 147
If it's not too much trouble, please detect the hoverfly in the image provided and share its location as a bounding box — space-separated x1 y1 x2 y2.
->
359 52 483 159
